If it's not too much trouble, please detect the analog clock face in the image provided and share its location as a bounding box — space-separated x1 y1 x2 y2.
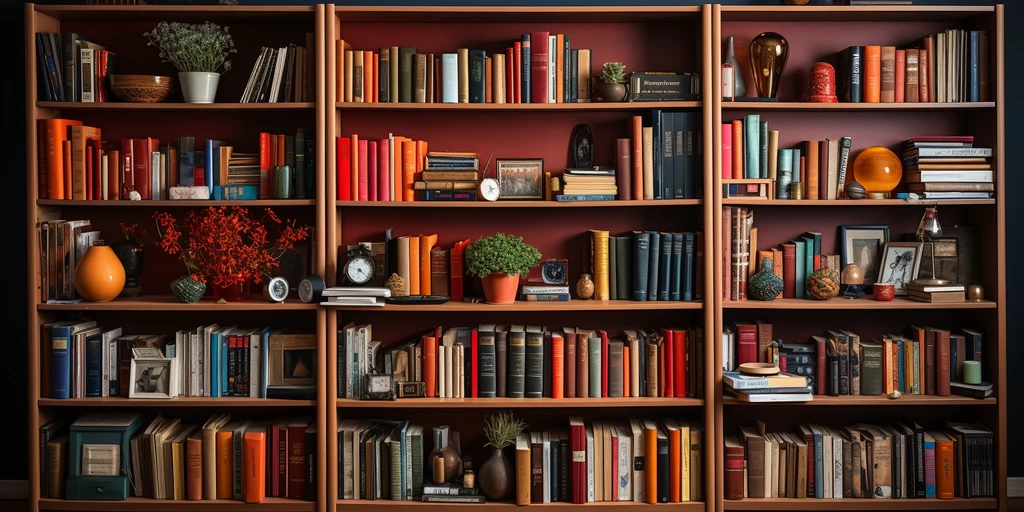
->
543 262 566 284
346 256 374 285
268 277 289 301
479 178 500 201
298 275 325 303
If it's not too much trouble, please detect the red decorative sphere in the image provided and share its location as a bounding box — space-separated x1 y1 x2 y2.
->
806 61 838 103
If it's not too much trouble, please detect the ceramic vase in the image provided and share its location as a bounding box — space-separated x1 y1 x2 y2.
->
724 36 746 98
748 257 784 301
73 243 126 302
478 448 513 500
112 239 144 297
178 72 220 103
171 275 206 303
749 32 789 98
481 272 519 304
427 428 460 484
593 82 627 102
274 165 293 199
576 273 595 299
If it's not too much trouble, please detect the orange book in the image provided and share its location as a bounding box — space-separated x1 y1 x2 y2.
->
363 50 373 104
243 427 267 503
62 140 73 198
667 422 681 502
621 345 629 398
215 427 234 499
863 45 881 103
423 335 437 397
644 422 658 504
416 140 428 183
350 134 359 201
38 118 83 200
731 120 744 179
631 115 643 200
185 430 203 501
556 34 565 103
408 235 420 295
485 56 492 103
419 234 437 295
934 432 955 499
69 125 100 200
552 333 564 398
402 139 416 201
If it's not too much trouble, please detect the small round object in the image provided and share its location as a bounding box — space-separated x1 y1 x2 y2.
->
806 62 838 102
738 362 780 376
853 147 902 199
841 263 864 285
966 284 984 301
873 282 896 301
344 253 375 285
888 390 902 399
386 273 408 297
845 181 867 199
479 178 500 201
263 276 289 303
576 273 595 299
806 267 840 300
297 275 326 303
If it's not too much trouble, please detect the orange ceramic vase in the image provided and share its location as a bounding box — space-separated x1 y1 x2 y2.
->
73 244 126 302
481 272 520 304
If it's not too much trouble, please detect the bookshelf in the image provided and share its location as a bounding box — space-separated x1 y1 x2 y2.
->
711 5 1005 512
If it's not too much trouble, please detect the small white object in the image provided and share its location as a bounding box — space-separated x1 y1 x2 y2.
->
888 390 902 399
169 185 211 200
178 71 220 104
82 444 119 476
128 190 142 201
479 178 500 201
722 63 735 100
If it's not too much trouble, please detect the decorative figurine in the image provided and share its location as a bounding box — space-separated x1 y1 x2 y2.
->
385 273 407 297
840 263 866 298
806 62 838 102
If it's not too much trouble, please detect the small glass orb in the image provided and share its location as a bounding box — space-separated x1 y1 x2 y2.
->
853 146 903 199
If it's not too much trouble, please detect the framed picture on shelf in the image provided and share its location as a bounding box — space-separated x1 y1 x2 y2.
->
496 158 544 199
877 242 924 295
839 225 889 285
128 348 177 399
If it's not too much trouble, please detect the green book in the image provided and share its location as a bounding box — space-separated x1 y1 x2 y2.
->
615 235 632 301
743 114 760 179
588 333 601 398
792 238 806 299
398 46 417 102
759 120 769 179
776 149 793 199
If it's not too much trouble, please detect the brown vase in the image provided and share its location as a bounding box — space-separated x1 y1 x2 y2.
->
480 272 519 304
594 82 627 102
478 447 513 501
576 273 595 299
73 242 126 302
426 427 461 484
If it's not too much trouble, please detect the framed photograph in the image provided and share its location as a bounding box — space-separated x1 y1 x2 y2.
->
839 225 890 285
128 347 178 399
496 158 544 199
269 330 316 387
877 242 924 295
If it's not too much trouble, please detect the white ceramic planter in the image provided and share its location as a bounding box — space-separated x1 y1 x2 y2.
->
178 72 220 103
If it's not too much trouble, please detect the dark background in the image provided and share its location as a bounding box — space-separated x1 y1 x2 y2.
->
2 0 1018 483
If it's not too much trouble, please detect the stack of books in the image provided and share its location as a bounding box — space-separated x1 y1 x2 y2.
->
320 287 391 307
558 166 617 201
418 152 481 201
901 136 993 200
723 371 813 402
906 281 966 303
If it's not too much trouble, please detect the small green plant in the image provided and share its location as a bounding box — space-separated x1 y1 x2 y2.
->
482 411 527 450
465 233 541 279
144 21 237 74
600 61 627 84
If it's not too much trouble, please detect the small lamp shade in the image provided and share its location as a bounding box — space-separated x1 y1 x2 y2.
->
852 147 902 199
917 207 942 239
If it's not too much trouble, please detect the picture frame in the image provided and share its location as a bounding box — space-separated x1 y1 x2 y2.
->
877 242 924 295
496 158 544 199
838 225 890 285
268 330 316 387
128 347 178 399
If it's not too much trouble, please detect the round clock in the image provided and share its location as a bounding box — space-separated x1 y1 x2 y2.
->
263 276 290 303
542 260 567 285
479 177 500 201
297 275 326 303
344 246 376 286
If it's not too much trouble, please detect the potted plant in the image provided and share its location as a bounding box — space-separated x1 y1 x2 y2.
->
464 233 541 304
477 411 527 501
144 21 237 103
594 61 628 102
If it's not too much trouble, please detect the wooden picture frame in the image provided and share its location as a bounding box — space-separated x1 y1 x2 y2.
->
268 330 317 387
496 158 544 199
128 348 177 399
877 241 924 295
839 225 890 285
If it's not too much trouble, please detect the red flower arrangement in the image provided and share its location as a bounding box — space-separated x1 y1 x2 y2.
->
153 206 310 288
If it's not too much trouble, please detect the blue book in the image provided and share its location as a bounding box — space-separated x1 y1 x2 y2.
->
210 330 222 397
743 114 760 179
969 31 980 102
85 330 104 397
633 231 651 301
811 426 824 498
50 320 97 399
646 231 661 301
521 34 531 104
792 238 806 299
205 139 223 194
658 233 672 301
670 232 683 301
792 147 802 184
215 185 259 200
896 336 905 392
800 235 815 286
650 109 664 199
673 112 688 198
924 432 936 497
776 149 793 199
682 233 696 301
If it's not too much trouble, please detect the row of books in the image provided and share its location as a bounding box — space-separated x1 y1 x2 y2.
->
37 219 97 302
721 116 854 201
40 412 315 501
835 29 990 104
725 420 995 500
37 120 314 200
624 111 704 200
35 32 111 102
336 33 593 104
900 136 994 200
590 229 703 302
339 324 704 400
241 41 315 103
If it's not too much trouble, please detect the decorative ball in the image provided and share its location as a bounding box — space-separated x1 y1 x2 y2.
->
128 190 142 201
888 391 902 399
853 147 902 199
806 267 840 300
385 273 408 297
806 62 838 102
841 263 864 285
844 181 867 199
966 284 984 301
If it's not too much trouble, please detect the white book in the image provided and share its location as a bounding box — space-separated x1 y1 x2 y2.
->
586 425 595 502
548 35 556 103
438 344 446 398
99 327 122 397
445 345 454 399
822 426 833 499
80 48 95 102
441 53 458 103
542 433 551 503
322 286 392 297
830 427 844 498
629 419 645 502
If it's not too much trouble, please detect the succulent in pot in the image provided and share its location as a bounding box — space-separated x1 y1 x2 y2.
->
464 233 541 304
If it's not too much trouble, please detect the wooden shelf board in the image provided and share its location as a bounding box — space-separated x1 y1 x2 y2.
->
39 397 315 407
721 101 995 111
38 296 317 312
37 102 314 111
332 6 701 23
337 397 702 409
34 5 315 22
721 198 995 207
337 501 704 510
722 395 995 406
722 498 997 511
722 297 996 310
326 300 704 312
38 497 314 511
339 199 701 208
720 5 994 22
38 199 316 207
337 101 700 111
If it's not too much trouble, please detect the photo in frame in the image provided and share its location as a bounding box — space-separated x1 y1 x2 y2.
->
496 158 544 199
128 347 178 399
877 242 924 295
839 225 890 285
268 330 316 387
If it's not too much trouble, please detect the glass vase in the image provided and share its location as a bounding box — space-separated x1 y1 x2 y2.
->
212 280 251 302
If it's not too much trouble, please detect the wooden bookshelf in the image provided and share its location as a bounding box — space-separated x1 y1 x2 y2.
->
337 100 701 111
722 297 997 310
37 296 319 311
721 497 998 511
336 502 705 511
38 397 317 407
37 101 316 111
721 198 996 206
324 300 704 312
337 397 703 408
721 395 995 407
720 101 995 111
37 199 318 207
38 497 315 511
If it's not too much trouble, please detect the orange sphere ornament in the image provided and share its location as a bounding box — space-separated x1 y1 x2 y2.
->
73 243 126 302
853 146 902 199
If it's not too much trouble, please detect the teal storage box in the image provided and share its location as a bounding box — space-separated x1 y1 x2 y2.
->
65 475 129 500
66 412 143 500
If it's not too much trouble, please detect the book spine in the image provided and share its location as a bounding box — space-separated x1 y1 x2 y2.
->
508 333 526 398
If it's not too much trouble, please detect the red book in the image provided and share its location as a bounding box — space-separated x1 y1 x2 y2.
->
552 332 564 398
895 49 906 103
733 321 758 365
599 329 610 397
367 140 378 202
505 47 515 104
935 328 951 396
449 239 469 302
131 137 157 200
423 335 437 397
276 420 288 497
85 144 94 200
660 328 674 398
259 132 272 198
337 137 351 200
563 329 576 399
512 42 522 103
925 328 937 394
568 417 586 503
919 48 930 103
377 139 389 201
529 31 550 104
615 137 632 200
815 336 826 395
673 328 687 397
286 417 309 500
721 123 733 179
611 434 619 501
781 242 797 298
357 139 368 201
93 141 105 199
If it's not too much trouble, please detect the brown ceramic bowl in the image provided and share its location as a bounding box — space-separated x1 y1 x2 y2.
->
109 74 174 103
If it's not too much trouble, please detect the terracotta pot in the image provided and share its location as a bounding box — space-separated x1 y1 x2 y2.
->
481 272 519 304
73 244 126 302
594 82 627 102
478 447 514 501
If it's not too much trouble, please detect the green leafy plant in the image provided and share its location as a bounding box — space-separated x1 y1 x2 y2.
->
482 411 527 450
600 61 627 84
465 233 541 279
144 21 237 74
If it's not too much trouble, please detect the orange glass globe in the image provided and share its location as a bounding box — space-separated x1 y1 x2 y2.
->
853 146 902 199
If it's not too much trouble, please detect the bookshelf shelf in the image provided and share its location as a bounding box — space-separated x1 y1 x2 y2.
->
325 300 704 312
38 199 317 207
336 101 700 111
721 395 995 406
337 501 705 511
720 102 995 111
37 296 318 311
721 497 998 511
34 4 316 22
339 199 701 208
331 6 701 23
721 298 996 310
719 5 994 23
337 397 702 409
38 397 316 407
720 199 995 207
38 497 316 511
37 101 316 111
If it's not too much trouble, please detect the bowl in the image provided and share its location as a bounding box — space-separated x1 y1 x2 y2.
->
109 75 174 103
873 282 895 301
